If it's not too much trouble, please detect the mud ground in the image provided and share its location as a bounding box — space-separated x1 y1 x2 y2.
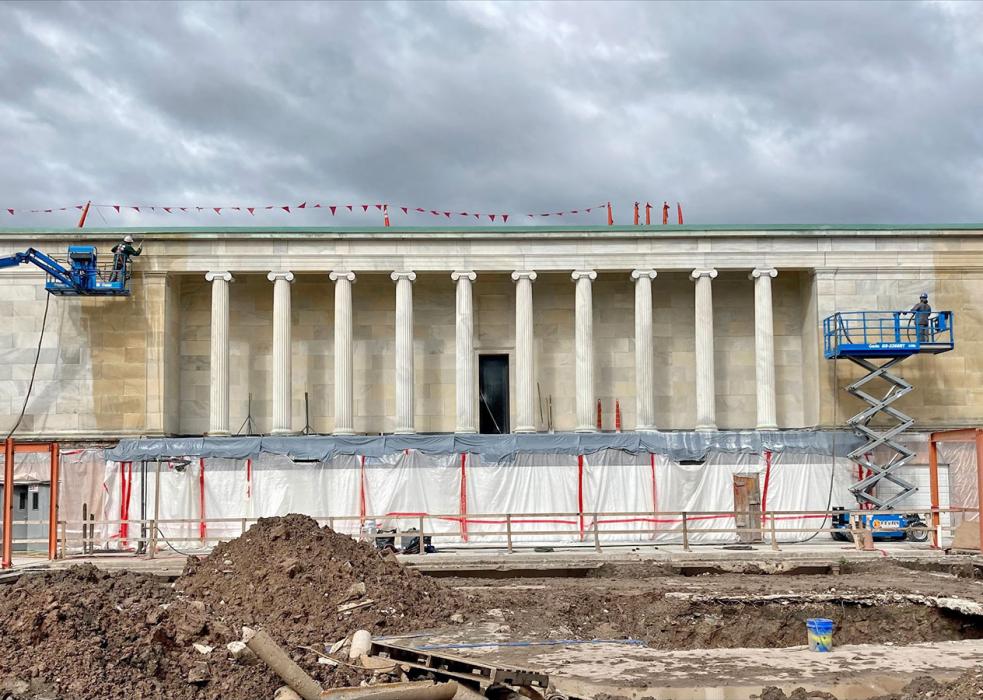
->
1 517 982 700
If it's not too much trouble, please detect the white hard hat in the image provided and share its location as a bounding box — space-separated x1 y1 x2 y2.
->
123 235 134 243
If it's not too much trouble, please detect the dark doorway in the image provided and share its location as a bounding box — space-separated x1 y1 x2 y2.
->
479 354 510 434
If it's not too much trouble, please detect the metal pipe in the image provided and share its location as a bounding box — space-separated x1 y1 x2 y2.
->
3 437 14 568
976 430 983 555
242 627 322 700
47 442 59 560
149 458 161 560
681 511 691 552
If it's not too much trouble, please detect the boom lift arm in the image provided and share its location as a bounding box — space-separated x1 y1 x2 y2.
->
0 245 131 296
0 248 78 288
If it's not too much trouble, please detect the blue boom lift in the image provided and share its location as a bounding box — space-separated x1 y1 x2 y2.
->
823 309 954 541
0 245 131 296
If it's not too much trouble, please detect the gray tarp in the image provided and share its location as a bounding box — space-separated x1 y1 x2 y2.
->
104 430 865 463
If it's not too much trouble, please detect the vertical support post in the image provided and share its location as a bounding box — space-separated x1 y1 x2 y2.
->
452 271 478 433
928 435 941 549
268 271 295 434
418 515 426 556
593 514 601 553
750 268 779 430
976 430 983 555
391 271 417 434
512 271 538 432
681 512 691 552
2 437 14 569
59 520 66 559
572 270 597 432
506 514 513 553
149 458 161 560
690 269 718 431
770 511 780 551
631 270 658 430
47 442 60 560
205 271 234 436
82 503 88 554
330 271 357 435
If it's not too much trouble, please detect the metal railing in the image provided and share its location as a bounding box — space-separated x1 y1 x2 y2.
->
4 506 975 561
823 310 954 357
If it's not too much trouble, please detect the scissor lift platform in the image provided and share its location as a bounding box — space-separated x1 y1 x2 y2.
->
824 310 954 509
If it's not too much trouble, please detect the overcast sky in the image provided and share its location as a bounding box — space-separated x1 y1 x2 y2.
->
1 1 982 227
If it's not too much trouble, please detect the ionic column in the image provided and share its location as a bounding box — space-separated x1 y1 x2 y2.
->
268 271 295 435
511 270 537 433
391 271 417 434
751 268 779 430
572 270 597 432
205 271 234 436
691 269 718 431
632 269 658 430
330 271 356 435
452 271 477 433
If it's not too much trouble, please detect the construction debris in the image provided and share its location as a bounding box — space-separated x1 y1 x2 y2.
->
243 626 323 700
321 680 458 700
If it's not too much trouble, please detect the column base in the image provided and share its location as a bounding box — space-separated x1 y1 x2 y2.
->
695 424 718 432
333 429 356 436
514 426 537 433
454 428 478 434
756 424 779 431
206 430 231 437
393 429 416 435
635 425 658 432
574 427 598 433
270 429 297 436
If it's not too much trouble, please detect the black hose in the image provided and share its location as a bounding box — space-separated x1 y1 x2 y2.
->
5 293 51 440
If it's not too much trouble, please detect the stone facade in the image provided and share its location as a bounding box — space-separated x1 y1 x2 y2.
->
0 225 981 438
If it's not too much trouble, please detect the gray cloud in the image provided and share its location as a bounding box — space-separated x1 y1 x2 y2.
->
1 0 981 227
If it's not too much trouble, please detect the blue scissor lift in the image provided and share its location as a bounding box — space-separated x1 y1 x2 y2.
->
824 310 954 538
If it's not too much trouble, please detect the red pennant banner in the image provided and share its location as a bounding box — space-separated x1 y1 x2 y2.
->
163 207 172 213
298 202 306 209
113 205 120 213
361 205 369 212
247 207 255 215
213 207 222 214
346 205 353 212
502 214 509 223
401 207 408 214
329 206 337 215
6 209 13 215
489 214 496 222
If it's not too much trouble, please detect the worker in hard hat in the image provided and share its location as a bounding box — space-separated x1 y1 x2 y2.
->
909 292 932 342
110 235 142 282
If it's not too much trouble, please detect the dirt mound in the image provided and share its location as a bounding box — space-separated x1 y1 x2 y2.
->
0 516 468 700
0 564 185 700
177 514 465 644
758 669 983 700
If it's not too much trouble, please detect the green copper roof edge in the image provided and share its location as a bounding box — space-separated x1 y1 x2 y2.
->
1 224 983 235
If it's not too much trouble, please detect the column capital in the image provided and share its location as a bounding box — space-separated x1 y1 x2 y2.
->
511 270 537 282
329 270 356 283
750 267 778 280
451 270 477 282
631 269 658 281
267 271 295 283
690 268 718 281
391 271 417 282
205 271 234 283
571 269 597 281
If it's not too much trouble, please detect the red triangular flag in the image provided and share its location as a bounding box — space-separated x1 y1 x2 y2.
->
74 205 83 210
431 210 440 216
489 214 496 221
265 205 274 209
197 207 204 212
132 207 140 212
113 205 120 213
586 208 592 213
502 214 509 223
329 206 337 215
527 213 534 217
6 209 13 215
163 207 172 213
444 211 451 218
415 207 425 213
474 214 480 219
214 207 222 214
459 212 468 216
555 212 563 216
232 207 240 211
313 203 321 208
298 202 306 209
571 210 578 214
282 206 290 213
58 207 66 211
362 204 369 212
180 207 188 212
346 205 353 211
401 207 408 214
45 209 52 213
541 213 550 217
247 207 255 215
375 204 383 211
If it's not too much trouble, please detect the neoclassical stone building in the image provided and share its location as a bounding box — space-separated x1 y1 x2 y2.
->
0 224 980 440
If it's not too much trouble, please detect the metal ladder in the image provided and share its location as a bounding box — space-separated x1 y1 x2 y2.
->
843 355 918 508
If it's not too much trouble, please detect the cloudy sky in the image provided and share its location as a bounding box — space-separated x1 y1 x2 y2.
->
1 1 982 227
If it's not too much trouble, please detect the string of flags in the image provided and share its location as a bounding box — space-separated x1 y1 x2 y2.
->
2 199 685 226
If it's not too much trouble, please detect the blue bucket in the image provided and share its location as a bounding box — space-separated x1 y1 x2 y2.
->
806 618 834 652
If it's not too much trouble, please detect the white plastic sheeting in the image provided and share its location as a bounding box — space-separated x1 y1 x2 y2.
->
940 442 978 530
96 448 875 549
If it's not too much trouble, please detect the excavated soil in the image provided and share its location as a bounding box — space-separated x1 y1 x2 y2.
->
0 515 471 700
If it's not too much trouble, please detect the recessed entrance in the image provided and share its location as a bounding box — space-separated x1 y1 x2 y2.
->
733 474 763 543
478 354 509 434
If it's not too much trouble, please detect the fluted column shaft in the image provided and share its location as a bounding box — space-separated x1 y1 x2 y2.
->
511 271 537 433
632 269 658 430
691 269 718 431
452 271 477 433
751 268 779 430
205 271 233 436
572 270 597 432
330 271 356 435
268 271 295 435
392 271 417 434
